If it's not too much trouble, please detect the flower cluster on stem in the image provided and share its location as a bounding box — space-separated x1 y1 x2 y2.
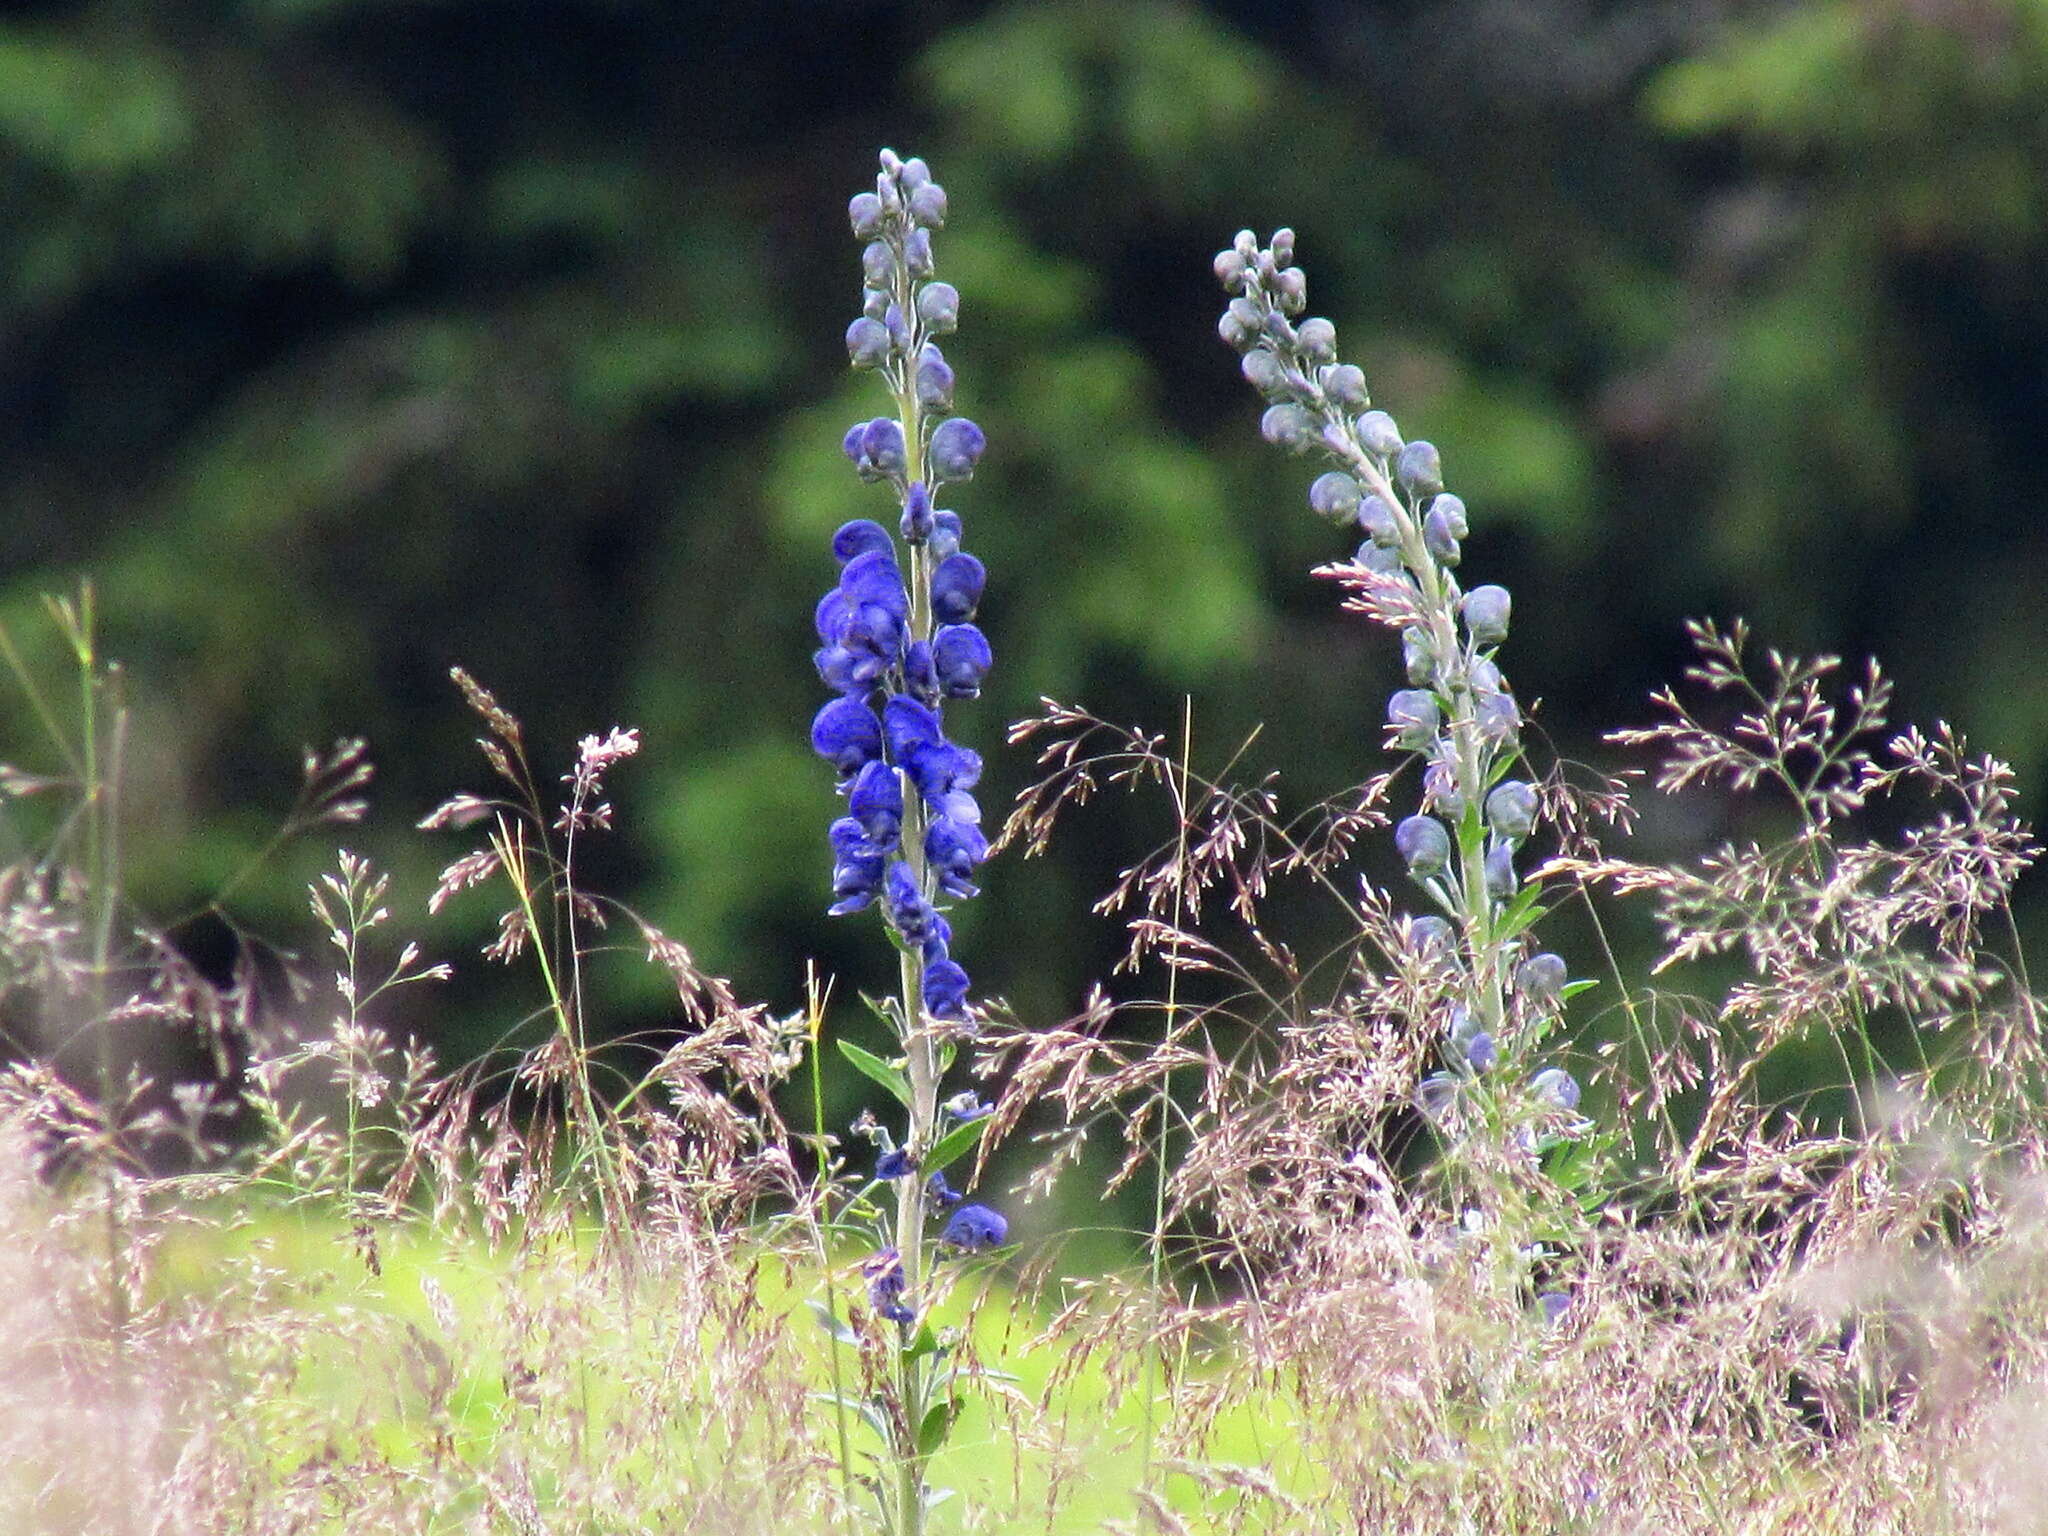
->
1215 227 1585 1159
810 148 1007 1536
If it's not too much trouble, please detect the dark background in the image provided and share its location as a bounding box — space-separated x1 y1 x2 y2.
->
2 0 2043 1091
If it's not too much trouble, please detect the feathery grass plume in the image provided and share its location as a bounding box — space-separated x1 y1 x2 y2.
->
1219 228 1592 1237
811 148 1005 1535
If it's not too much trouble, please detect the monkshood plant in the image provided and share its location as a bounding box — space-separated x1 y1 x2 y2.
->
1216 228 1597 1257
808 148 1008 1535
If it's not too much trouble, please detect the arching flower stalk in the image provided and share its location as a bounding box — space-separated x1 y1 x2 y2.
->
1216 228 1590 1230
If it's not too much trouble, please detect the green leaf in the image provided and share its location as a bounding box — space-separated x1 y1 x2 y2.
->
859 990 904 1031
809 1391 890 1441
1493 883 1550 944
922 1116 990 1177
836 1038 911 1108
1560 978 1600 1002
917 1398 959 1458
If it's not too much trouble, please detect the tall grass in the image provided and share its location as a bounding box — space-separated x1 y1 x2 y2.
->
0 173 2044 1536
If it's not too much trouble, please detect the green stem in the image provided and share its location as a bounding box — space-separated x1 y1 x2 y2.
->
885 234 936 1536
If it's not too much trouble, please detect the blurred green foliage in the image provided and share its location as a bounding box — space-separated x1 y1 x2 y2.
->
1 0 2043 1065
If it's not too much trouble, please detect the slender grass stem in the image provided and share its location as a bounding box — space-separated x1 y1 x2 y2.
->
1140 695 1193 1497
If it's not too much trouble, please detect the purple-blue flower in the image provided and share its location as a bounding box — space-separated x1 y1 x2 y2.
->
882 694 943 761
864 1246 913 1324
929 417 985 482
940 1203 1006 1251
827 817 887 915
923 956 970 1019
927 1171 962 1209
883 861 935 944
876 1148 916 1180
847 760 903 848
943 1091 992 1122
812 697 883 779
926 817 989 899
901 480 934 543
931 553 985 624
832 518 895 566
840 417 903 480
932 624 992 698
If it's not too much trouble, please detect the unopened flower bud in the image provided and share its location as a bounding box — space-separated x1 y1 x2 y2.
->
1409 915 1457 965
862 418 906 475
1403 626 1434 686
1296 317 1337 363
915 344 955 411
861 241 894 286
1308 471 1361 524
1464 1030 1498 1073
863 286 889 319
849 192 885 239
1270 227 1296 266
1475 689 1521 746
1357 541 1403 576
901 481 935 543
1530 1067 1581 1112
1386 689 1441 750
1469 656 1503 693
1396 440 1443 497
908 181 948 227
1424 502 1463 565
1485 780 1538 844
846 317 891 370
1274 266 1307 313
897 155 930 189
1357 410 1403 457
1214 246 1250 291
1357 493 1401 546
1518 952 1568 1004
1324 363 1369 409
917 281 960 334
1260 403 1317 454
1233 228 1259 259
1485 840 1518 900
929 510 963 560
930 417 985 482
1464 585 1511 647
904 226 934 278
1395 813 1451 878
1241 348 1285 395
1219 309 1257 351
